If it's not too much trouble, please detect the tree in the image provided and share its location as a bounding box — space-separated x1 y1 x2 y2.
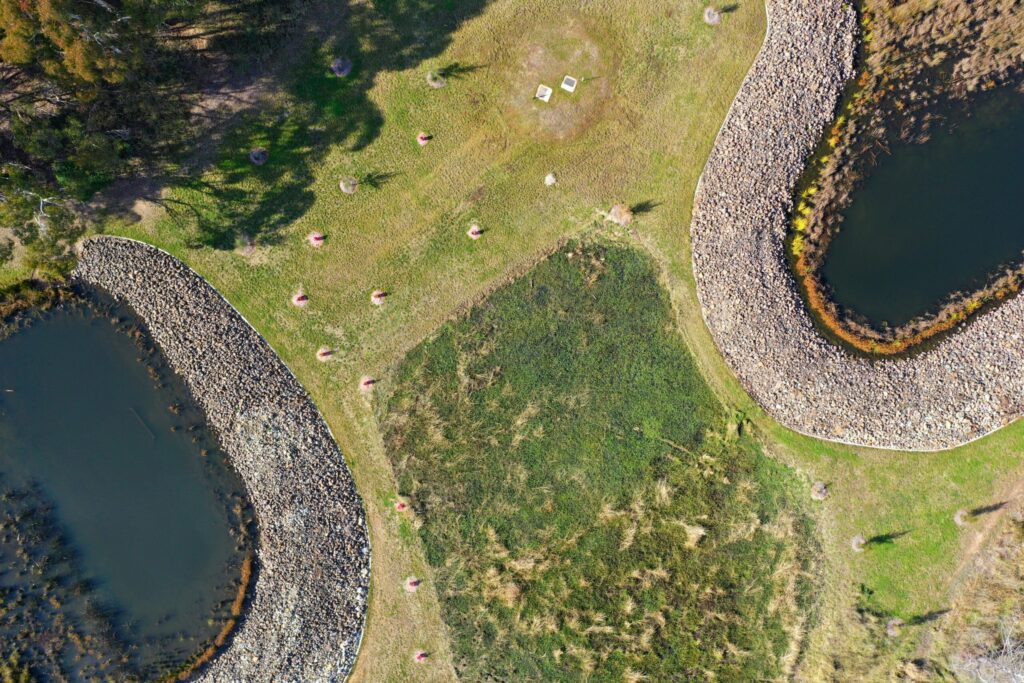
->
0 0 299 267
0 0 148 86
0 162 81 275
0 1 194 267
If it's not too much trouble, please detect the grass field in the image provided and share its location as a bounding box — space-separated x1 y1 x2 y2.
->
379 241 813 681
89 3 769 677
4 0 1024 679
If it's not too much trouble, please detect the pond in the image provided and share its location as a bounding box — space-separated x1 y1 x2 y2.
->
0 297 251 680
820 89 1024 328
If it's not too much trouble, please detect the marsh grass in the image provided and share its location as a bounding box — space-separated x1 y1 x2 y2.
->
380 242 814 680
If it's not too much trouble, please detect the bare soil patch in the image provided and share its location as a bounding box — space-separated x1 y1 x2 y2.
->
499 16 616 141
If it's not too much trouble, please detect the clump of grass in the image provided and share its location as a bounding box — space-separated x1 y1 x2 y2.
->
381 241 815 681
0 282 73 340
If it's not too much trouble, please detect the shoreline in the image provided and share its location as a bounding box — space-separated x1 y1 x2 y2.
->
690 0 1024 451
788 6 1024 356
73 237 370 681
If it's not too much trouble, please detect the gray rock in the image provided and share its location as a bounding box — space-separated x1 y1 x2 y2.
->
690 0 1024 452
73 238 370 682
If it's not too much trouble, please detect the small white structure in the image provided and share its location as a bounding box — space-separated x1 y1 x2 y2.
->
535 84 553 102
560 75 578 93
544 172 557 187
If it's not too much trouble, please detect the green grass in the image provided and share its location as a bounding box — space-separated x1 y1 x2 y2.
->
0 261 31 290
379 241 813 681
2 0 1019 678
79 6 768 675
766 422 1024 622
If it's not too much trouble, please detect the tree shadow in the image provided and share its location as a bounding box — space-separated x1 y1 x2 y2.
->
630 200 663 216
110 0 496 249
907 609 949 625
361 170 400 189
968 501 1007 518
865 530 909 547
437 61 485 80
720 3 740 13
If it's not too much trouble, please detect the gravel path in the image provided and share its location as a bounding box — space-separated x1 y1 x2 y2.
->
691 0 1024 451
73 237 370 682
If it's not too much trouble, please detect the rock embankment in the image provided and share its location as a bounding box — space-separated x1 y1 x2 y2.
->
74 237 369 681
691 0 1024 451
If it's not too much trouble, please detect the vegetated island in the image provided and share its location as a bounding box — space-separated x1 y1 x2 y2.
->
789 0 1024 354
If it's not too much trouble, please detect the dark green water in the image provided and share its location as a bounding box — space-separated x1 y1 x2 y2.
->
0 300 250 679
820 89 1024 327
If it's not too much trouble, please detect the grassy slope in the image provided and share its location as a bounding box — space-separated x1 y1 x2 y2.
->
0 262 30 290
0 0 1018 678
379 241 812 681
88 1 769 680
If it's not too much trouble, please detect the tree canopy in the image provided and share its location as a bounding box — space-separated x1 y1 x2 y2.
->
0 0 258 274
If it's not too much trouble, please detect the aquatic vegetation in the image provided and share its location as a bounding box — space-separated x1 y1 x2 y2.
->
382 242 815 680
0 483 135 681
0 652 33 683
786 3 1024 354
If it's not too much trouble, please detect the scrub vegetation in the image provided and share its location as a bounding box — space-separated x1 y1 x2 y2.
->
380 242 814 681
933 499 1024 681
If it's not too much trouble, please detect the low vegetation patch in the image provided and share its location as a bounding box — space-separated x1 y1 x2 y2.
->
381 241 815 681
926 498 1024 680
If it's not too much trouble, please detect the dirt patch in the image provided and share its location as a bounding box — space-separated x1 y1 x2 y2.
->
921 477 1024 674
499 16 616 141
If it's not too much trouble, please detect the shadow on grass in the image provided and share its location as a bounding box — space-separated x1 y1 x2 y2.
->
360 170 400 189
907 609 949 625
630 200 663 216
437 61 485 80
159 0 494 249
968 501 1007 518
865 530 909 547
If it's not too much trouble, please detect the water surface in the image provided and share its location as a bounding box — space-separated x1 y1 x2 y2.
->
0 300 249 678
821 90 1024 327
